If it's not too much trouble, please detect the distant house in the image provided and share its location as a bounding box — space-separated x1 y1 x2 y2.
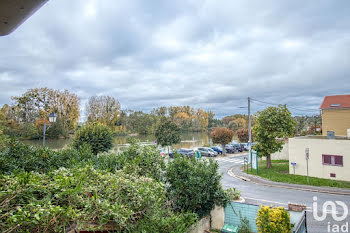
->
289 136 350 181
320 94 350 136
287 95 350 182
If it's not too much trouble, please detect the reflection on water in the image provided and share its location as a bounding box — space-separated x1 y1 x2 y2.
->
22 132 211 152
22 138 73 150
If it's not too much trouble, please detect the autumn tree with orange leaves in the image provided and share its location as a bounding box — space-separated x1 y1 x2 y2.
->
210 128 234 156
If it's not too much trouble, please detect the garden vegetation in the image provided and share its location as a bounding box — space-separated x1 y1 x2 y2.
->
0 138 231 232
256 206 291 233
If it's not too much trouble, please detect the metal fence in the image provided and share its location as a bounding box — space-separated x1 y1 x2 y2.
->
293 211 308 233
224 202 308 233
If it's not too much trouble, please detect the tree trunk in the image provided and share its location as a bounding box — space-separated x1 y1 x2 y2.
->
222 144 226 156
266 154 272 168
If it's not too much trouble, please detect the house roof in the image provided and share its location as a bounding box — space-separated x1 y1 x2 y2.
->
320 95 350 109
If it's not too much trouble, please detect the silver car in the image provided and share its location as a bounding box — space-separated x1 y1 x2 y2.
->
197 147 217 157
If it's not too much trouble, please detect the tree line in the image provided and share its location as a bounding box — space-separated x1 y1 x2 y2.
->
0 88 221 139
0 88 79 139
0 87 321 140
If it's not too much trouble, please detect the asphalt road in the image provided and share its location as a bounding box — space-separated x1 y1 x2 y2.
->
214 153 350 233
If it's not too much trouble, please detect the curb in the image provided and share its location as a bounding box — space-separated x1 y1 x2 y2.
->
228 167 350 196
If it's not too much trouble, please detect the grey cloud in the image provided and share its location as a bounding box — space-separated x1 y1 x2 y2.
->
1 0 350 118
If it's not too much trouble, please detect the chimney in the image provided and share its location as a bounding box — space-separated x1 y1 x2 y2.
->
327 131 335 139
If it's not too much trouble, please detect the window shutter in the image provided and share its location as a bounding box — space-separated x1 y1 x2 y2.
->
322 155 331 165
334 156 343 166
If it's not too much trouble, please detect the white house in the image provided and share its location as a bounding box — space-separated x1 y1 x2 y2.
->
289 136 350 182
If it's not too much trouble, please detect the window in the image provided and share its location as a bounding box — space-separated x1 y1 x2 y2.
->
322 154 343 166
330 104 341 107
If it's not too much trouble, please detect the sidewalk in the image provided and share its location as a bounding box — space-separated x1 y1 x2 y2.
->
228 165 350 196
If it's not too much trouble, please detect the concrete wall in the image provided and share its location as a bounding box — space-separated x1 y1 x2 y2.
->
322 109 350 136
190 215 210 233
289 137 350 181
261 143 289 161
271 143 289 160
211 206 225 230
190 205 225 233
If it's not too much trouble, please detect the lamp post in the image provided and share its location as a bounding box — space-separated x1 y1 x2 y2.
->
43 112 57 146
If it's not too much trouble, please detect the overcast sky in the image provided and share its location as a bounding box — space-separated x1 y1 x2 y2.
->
1 0 350 118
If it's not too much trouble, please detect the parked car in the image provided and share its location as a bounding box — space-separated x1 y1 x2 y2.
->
208 148 218 156
211 146 223 154
159 149 166 157
177 148 195 158
241 143 249 151
232 143 244 152
197 147 217 157
225 144 235 153
161 149 174 158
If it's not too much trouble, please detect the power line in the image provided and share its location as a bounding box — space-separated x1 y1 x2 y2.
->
250 98 320 114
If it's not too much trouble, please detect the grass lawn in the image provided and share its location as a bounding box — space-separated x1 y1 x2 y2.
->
245 160 350 189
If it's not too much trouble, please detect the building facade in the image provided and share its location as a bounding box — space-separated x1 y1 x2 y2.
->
320 94 350 136
289 136 350 181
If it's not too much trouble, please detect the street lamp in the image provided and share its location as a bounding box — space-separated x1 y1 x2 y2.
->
43 112 57 146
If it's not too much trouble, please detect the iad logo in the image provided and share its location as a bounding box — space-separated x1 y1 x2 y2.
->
313 196 349 232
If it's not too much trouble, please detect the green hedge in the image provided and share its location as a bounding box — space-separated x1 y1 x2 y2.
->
73 123 114 155
166 155 231 218
0 166 197 232
0 139 94 174
0 140 233 232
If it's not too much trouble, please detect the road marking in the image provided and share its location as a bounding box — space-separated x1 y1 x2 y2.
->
243 196 290 206
215 157 245 164
242 197 343 215
243 196 313 209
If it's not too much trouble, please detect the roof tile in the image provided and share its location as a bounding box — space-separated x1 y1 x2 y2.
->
320 95 350 109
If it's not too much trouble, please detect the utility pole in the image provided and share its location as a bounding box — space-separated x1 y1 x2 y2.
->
248 97 251 161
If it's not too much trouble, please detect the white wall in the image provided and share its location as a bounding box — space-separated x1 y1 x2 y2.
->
261 143 289 161
289 137 350 181
189 205 225 233
190 216 210 233
271 143 289 160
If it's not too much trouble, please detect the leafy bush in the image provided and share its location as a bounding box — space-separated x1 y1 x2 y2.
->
90 140 166 181
238 213 251 233
166 155 230 218
7 122 40 139
0 139 238 232
0 135 9 151
256 206 291 233
155 118 181 149
0 166 197 232
73 123 113 155
226 188 241 200
46 117 69 138
0 140 94 174
0 111 9 150
0 139 165 182
117 141 166 181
